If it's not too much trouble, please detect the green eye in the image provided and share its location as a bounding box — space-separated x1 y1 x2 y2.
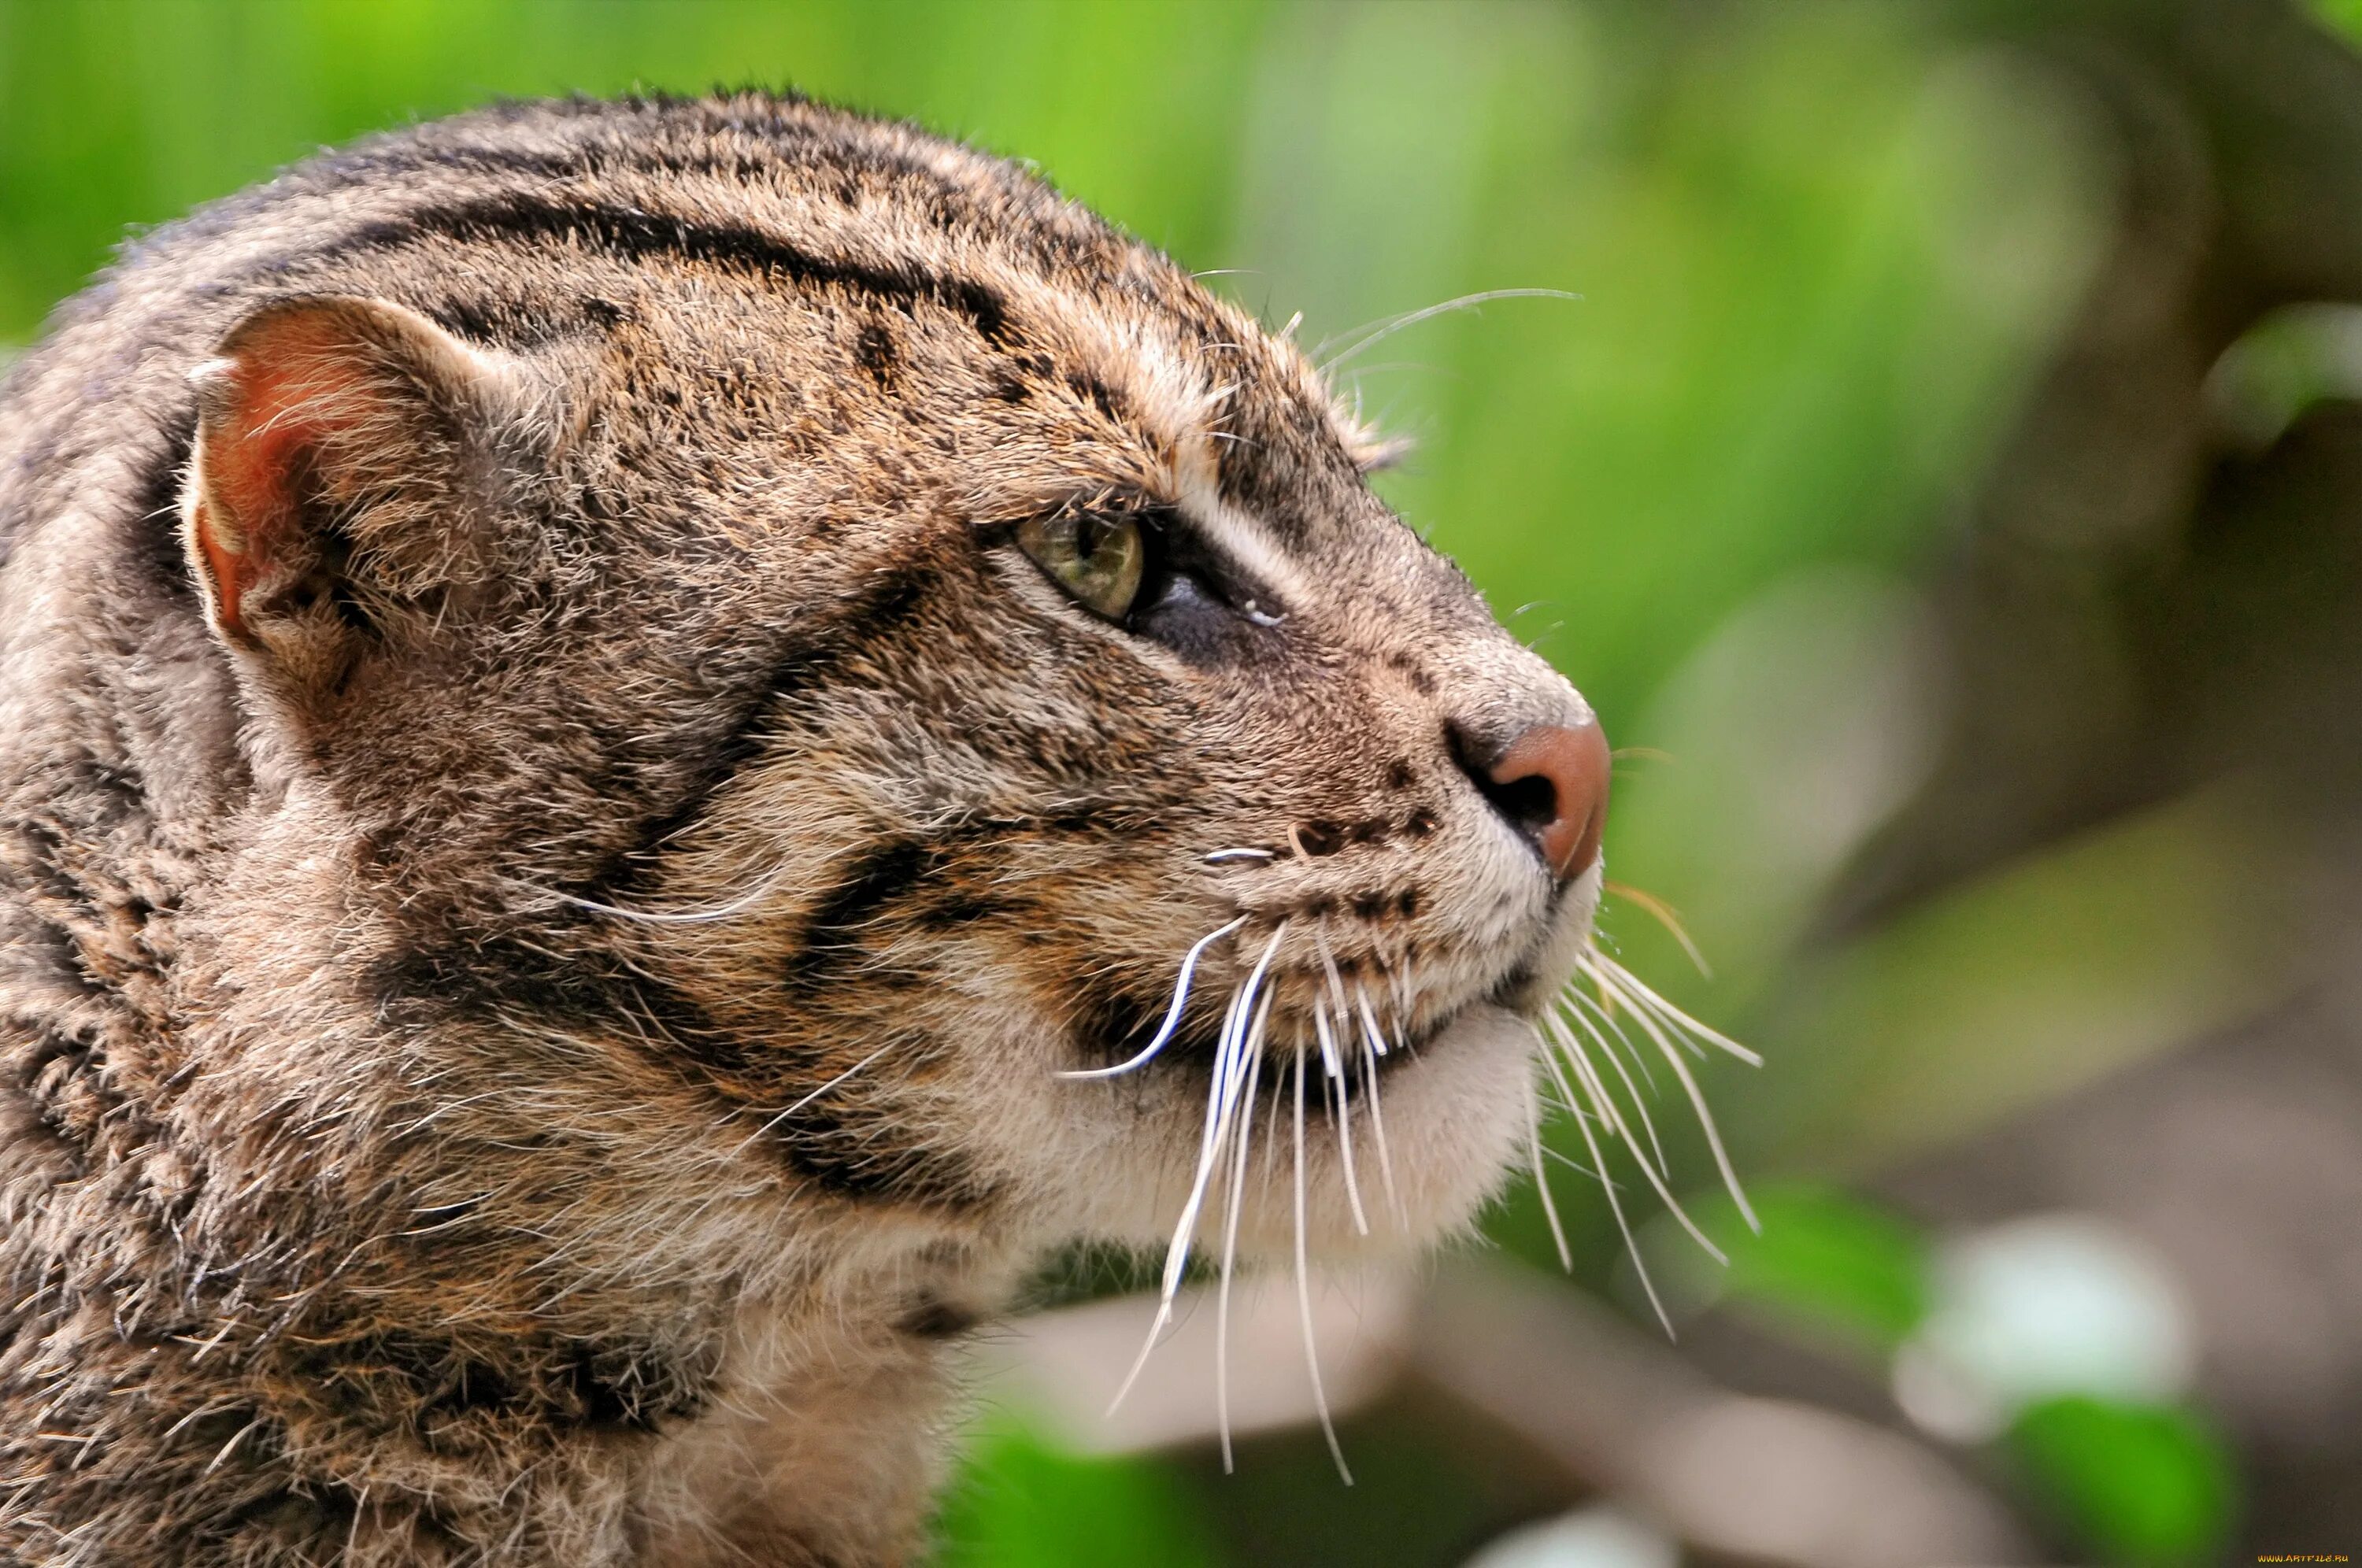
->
1015 512 1146 621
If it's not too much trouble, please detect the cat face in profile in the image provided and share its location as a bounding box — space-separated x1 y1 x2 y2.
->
179 187 1609 1283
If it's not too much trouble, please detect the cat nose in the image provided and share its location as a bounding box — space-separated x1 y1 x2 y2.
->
1462 719 1612 880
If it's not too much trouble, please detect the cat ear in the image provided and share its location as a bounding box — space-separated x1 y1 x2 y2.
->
182 295 524 693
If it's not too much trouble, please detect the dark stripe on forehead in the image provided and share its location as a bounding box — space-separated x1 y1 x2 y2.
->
330 194 1016 346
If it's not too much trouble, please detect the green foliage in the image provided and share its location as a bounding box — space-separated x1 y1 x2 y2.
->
1713 1182 1932 1351
2009 1396 2238 1566
935 1417 1221 1568
2308 0 2362 46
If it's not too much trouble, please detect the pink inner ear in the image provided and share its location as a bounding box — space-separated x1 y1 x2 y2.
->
195 324 376 642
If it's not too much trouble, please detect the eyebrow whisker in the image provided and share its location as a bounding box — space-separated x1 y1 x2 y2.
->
1316 288 1583 373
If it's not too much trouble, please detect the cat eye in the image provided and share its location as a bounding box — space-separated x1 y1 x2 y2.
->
1015 512 1146 621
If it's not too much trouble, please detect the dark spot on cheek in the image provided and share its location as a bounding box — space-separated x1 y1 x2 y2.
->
1494 961 1538 1000
899 1295 982 1340
915 891 1025 930
1297 821 1344 857
1398 889 1420 919
1305 897 1336 918
1386 651 1438 696
1349 818 1389 846
855 321 898 386
1404 808 1439 838
988 366 1030 403
1351 893 1390 920
1067 370 1124 421
1386 760 1416 791
231 1485 365 1544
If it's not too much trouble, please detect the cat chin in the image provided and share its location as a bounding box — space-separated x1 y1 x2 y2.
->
1046 999 1542 1260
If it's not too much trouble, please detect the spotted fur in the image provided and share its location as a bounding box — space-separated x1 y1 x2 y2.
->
0 94 1603 1566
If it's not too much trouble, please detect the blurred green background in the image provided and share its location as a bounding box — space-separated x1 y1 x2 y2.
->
9 2 2362 1563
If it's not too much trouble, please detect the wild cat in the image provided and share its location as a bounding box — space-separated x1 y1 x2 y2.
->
0 93 1747 1565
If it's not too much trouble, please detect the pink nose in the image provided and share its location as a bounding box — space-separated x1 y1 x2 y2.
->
1487 719 1611 880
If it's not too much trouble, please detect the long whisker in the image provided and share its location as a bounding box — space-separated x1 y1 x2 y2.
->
1317 287 1583 372
1313 923 1356 1041
1294 1052 1353 1484
1313 1004 1368 1237
1584 957 1760 1232
1353 985 1403 1225
509 867 789 926
1557 999 1670 1178
1215 1026 1266 1474
1542 1143 1612 1183
1602 880 1713 978
1586 949 1761 1067
1546 1023 1675 1336
1524 1078 1572 1270
729 1041 898 1156
1546 1014 1725 1266
1261 1026 1291 1208
1569 979 1660 1095
1058 915 1249 1081
1112 924 1286 1415
1354 982 1391 1060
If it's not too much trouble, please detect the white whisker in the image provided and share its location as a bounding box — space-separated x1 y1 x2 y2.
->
1201 848 1275 864
1317 287 1583 372
1215 1026 1265 1474
1059 915 1249 1081
728 1041 898 1157
1583 960 1760 1233
1354 983 1391 1060
1586 950 1761 1067
1293 1052 1353 1483
1353 986 1403 1224
1316 1008 1368 1237
509 867 788 926
1542 1143 1612 1184
1111 923 1285 1415
1524 1078 1572 1270
1546 1013 1724 1266
1557 1000 1670 1179
1549 1025 1674 1336
1569 979 1659 1094
1312 924 1355 1037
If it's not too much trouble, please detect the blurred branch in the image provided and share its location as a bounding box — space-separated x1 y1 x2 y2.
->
978 1257 2034 1567
1409 1259 2031 1568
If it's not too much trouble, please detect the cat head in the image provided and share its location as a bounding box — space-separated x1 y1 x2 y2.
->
176 95 1612 1271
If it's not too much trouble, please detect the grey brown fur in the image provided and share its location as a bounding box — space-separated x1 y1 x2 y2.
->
0 94 1603 1564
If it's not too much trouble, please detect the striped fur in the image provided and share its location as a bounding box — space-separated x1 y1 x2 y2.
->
0 94 1602 1565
